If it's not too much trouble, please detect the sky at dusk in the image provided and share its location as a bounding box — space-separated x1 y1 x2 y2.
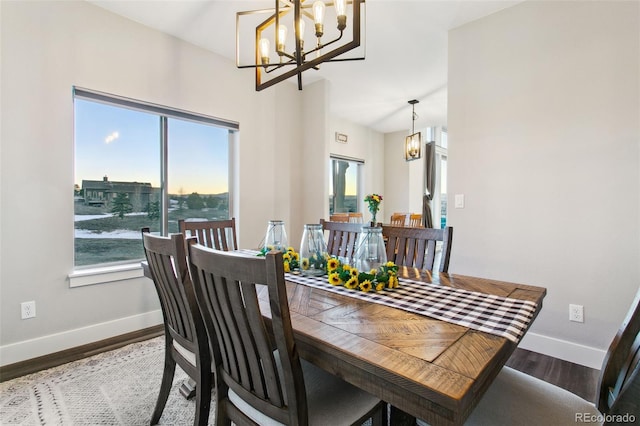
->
75 99 229 195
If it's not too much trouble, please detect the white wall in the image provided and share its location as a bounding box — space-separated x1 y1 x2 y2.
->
384 127 437 222
448 0 639 368
0 0 352 365
330 116 385 222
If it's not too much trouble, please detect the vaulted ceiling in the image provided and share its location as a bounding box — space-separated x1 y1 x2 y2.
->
88 0 521 133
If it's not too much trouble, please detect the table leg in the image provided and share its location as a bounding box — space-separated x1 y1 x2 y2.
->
179 379 196 399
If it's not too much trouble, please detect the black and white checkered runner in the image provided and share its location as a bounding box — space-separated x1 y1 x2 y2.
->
285 272 537 343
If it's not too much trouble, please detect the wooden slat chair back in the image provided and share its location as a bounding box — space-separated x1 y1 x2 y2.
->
597 287 640 419
390 213 408 226
187 246 385 426
330 213 350 222
409 213 423 227
321 219 364 260
348 212 364 223
382 225 453 273
178 218 238 251
463 287 640 425
141 229 212 426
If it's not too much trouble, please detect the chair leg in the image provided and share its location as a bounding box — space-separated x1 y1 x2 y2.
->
192 369 212 426
150 354 177 425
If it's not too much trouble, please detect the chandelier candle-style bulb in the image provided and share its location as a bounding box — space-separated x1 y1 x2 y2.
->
297 19 305 51
335 0 347 30
277 24 288 54
313 1 326 37
259 38 270 65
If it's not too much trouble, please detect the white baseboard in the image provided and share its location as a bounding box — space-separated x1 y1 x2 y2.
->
0 310 163 366
519 332 607 370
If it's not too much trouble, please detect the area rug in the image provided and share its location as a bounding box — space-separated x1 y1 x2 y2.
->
0 337 214 425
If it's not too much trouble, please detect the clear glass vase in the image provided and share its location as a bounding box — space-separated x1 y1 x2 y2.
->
299 224 328 276
264 220 288 251
353 226 387 272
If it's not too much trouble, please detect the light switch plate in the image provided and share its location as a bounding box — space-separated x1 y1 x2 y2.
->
454 194 465 209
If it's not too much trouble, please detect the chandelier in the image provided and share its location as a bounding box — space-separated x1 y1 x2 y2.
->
405 99 422 161
236 0 366 91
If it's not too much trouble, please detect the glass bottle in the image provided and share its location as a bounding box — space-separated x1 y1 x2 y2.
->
264 220 288 251
353 226 387 272
299 224 328 276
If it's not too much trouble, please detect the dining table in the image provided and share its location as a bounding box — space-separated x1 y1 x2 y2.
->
256 264 546 426
143 254 546 426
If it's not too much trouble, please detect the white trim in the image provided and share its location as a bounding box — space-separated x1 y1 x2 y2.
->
68 263 144 288
0 310 163 366
519 332 607 370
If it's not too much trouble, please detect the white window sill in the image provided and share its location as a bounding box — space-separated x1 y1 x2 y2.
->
68 262 146 288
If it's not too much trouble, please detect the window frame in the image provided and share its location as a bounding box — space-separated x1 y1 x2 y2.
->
70 87 238 287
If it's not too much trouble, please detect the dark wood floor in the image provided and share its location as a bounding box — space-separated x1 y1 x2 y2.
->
506 347 600 402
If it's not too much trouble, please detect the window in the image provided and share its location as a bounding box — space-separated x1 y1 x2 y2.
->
329 156 362 214
73 88 237 269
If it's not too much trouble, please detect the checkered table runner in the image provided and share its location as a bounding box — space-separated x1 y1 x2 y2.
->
285 272 538 343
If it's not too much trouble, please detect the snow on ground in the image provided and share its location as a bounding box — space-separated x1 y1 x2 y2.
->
74 212 149 239
75 229 141 239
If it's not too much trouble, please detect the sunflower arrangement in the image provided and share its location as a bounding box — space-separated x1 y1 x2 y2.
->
326 257 399 292
258 246 300 273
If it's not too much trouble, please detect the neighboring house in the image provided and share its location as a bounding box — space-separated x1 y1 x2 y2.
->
81 175 157 211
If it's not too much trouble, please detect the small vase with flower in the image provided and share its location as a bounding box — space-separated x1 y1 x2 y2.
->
364 193 383 226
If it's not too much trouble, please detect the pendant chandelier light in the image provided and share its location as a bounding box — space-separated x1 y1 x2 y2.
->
405 99 422 161
236 0 366 91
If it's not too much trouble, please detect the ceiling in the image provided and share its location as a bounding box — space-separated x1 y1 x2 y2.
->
88 0 521 134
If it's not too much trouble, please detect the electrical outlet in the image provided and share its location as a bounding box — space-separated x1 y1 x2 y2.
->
21 301 36 319
569 304 584 323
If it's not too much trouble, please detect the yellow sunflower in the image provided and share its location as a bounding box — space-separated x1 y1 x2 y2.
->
283 253 291 262
283 261 290 273
301 258 310 270
327 258 340 271
345 277 359 289
292 252 300 261
386 261 395 267
350 268 359 277
328 273 342 286
376 282 385 291
359 280 372 292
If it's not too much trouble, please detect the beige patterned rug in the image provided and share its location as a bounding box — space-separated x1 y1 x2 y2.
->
0 337 214 425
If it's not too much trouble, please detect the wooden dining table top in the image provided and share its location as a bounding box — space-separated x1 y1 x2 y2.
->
257 266 547 426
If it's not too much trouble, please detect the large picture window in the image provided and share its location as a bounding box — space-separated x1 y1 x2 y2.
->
73 88 237 268
329 156 362 214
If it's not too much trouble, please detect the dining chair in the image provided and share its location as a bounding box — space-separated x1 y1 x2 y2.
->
178 218 238 251
141 228 212 426
390 213 408 226
321 219 364 260
187 245 387 426
382 225 453 272
329 212 350 222
441 286 640 425
408 213 423 227
348 212 364 223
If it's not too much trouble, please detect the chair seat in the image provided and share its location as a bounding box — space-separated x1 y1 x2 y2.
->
229 358 381 426
417 366 602 426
